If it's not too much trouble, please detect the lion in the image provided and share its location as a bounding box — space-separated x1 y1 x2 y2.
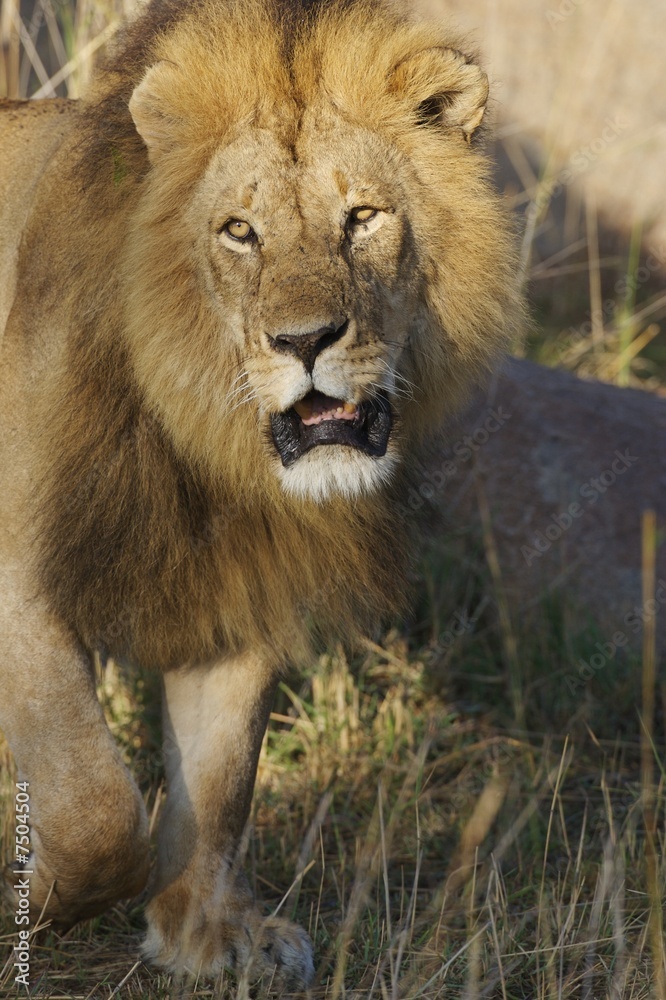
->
0 0 522 987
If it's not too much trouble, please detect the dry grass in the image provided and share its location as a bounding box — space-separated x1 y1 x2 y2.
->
1 0 665 997
1 609 664 997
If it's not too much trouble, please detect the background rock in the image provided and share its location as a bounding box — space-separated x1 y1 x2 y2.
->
426 359 666 660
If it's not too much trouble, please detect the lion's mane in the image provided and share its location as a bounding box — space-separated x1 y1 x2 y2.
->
33 0 522 670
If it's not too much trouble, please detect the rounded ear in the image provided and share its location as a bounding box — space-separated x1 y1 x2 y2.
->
129 61 182 163
389 47 489 142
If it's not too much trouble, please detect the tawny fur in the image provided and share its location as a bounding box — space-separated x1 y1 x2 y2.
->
3 0 522 673
0 0 524 979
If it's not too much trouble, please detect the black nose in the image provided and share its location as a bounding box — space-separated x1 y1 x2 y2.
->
268 320 348 374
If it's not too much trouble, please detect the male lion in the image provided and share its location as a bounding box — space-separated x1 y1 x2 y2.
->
0 0 521 987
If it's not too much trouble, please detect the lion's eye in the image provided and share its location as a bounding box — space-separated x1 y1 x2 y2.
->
350 207 377 224
222 219 254 241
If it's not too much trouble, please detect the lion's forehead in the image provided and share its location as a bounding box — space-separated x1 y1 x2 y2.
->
199 114 406 232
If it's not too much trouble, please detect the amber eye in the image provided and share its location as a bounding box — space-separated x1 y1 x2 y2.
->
222 219 254 241
350 206 377 224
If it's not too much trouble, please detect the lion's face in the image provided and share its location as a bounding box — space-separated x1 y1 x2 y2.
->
186 106 419 499
124 7 521 503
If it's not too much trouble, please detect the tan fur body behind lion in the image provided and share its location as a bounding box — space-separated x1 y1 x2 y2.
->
0 99 77 572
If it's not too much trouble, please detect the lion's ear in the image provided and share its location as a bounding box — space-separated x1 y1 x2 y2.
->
129 61 182 163
390 47 489 141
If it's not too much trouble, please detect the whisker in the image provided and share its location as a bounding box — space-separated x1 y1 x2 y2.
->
228 368 249 389
382 338 436 364
223 379 275 417
367 379 412 402
375 358 418 395
225 393 258 417
370 364 415 401
224 379 253 404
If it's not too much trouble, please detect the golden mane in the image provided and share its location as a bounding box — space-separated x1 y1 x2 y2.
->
38 330 412 669
34 0 522 670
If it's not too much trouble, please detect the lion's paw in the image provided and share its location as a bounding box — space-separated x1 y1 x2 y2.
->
143 894 314 992
240 915 314 991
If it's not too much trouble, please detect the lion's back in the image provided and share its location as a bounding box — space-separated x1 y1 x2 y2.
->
0 99 77 343
0 99 78 553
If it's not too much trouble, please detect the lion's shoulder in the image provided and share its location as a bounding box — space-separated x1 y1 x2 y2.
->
0 97 77 140
0 98 78 348
0 98 79 221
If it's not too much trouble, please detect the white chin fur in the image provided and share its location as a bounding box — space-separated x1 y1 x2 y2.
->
276 447 398 502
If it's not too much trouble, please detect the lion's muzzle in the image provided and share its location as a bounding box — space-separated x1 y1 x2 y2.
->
267 320 348 375
270 391 392 467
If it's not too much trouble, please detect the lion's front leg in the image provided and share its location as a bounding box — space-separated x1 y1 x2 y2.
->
143 653 314 990
0 564 150 928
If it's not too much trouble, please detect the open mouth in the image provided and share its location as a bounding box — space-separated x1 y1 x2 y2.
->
270 390 392 468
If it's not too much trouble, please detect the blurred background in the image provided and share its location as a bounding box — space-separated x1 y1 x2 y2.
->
433 0 666 387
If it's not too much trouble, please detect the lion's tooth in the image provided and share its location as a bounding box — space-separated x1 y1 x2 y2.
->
294 399 313 420
343 402 357 414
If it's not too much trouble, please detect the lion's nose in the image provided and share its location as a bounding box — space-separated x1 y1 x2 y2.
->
268 320 348 374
